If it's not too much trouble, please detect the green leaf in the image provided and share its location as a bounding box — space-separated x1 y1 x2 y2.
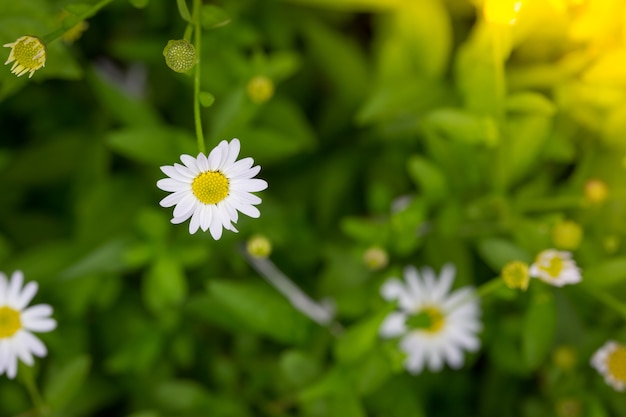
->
476 238 532 272
208 279 312 344
142 255 188 312
176 0 192 22
334 314 385 363
200 5 231 29
506 92 556 115
200 91 215 107
106 126 196 165
44 355 92 411
59 239 133 280
280 350 321 388
584 257 626 288
407 155 448 204
279 0 401 11
341 217 389 244
424 108 499 147
522 288 556 370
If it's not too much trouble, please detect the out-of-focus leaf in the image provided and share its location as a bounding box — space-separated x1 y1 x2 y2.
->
60 239 133 280
407 155 448 204
506 92 556 115
208 279 312 344
280 350 321 388
334 313 385 363
154 379 249 416
176 0 191 22
341 217 389 245
106 126 196 165
522 288 556 370
200 91 215 107
279 0 401 11
201 5 231 29
142 255 188 312
476 238 532 271
583 258 626 288
424 108 499 147
44 355 91 411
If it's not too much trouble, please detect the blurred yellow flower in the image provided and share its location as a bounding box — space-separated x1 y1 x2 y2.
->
3 36 46 78
247 235 272 258
584 179 608 205
551 220 583 250
501 261 530 291
483 0 523 25
363 246 389 271
247 75 275 104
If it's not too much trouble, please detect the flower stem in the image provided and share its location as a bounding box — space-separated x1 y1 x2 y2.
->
584 286 626 321
22 371 47 416
41 0 115 44
476 277 504 299
192 0 206 154
243 253 336 327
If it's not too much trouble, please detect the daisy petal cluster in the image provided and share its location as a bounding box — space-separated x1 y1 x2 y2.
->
379 264 482 374
591 340 626 391
157 138 268 239
0 271 57 379
3 36 46 78
529 249 581 287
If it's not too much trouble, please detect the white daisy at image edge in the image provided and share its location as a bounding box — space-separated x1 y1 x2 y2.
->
591 340 626 391
379 264 482 374
157 138 268 238
0 271 57 379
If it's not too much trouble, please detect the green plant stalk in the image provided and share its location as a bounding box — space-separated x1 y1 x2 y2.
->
476 277 504 299
41 0 116 44
192 0 206 154
22 371 47 416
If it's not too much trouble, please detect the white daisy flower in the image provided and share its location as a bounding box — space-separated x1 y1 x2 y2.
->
591 340 626 391
157 138 268 238
529 249 581 287
0 271 57 379
379 264 482 374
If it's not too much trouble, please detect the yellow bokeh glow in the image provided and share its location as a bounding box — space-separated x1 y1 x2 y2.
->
483 0 523 25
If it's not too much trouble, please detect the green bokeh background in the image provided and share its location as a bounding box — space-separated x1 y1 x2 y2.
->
1 0 626 416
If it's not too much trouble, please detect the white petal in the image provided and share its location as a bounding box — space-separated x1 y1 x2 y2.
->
420 266 437 295
8 271 24 306
173 193 198 219
173 163 196 179
199 205 212 232
223 157 254 178
156 178 188 193
379 312 407 338
207 142 225 170
231 178 268 192
404 266 423 300
188 209 202 234
209 215 224 240
236 204 261 219
22 305 56 332
426 347 444 372
229 191 262 206
14 281 37 311
380 278 406 301
442 342 464 369
196 152 209 171
159 191 187 208
160 165 191 182
433 263 456 301
0 272 8 304
180 154 201 173
20 331 47 358
223 138 241 168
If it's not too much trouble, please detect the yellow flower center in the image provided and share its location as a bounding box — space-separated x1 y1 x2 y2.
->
12 36 46 70
502 261 530 290
407 305 445 334
422 306 445 333
0 306 22 339
192 171 229 205
607 345 626 384
539 256 564 279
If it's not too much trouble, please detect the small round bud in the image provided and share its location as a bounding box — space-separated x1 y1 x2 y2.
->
163 39 196 73
584 179 608 205
246 235 272 258
501 261 530 291
246 75 274 104
604 235 620 253
551 220 583 251
552 345 577 371
363 246 389 271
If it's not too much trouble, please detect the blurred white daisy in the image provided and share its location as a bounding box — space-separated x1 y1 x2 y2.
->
157 138 268 239
591 340 626 391
0 271 57 379
529 249 581 287
379 264 482 374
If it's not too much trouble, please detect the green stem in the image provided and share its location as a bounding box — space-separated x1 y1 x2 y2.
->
585 286 626 321
476 277 504 299
41 0 115 44
23 372 47 416
192 0 206 154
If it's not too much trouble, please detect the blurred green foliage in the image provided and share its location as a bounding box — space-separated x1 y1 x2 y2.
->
2 0 626 416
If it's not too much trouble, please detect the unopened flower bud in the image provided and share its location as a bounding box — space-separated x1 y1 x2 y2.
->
363 246 389 271
246 234 272 258
584 179 608 205
552 220 583 251
246 75 274 104
163 39 196 73
501 261 530 290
